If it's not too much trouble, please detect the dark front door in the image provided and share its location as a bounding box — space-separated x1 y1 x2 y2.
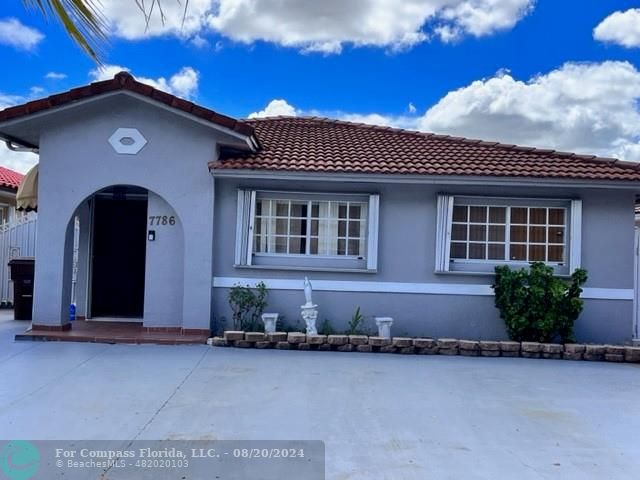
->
91 190 147 318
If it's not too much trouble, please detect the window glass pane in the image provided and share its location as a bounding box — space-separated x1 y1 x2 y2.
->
529 244 546 261
548 227 565 244
510 225 527 242
469 243 486 259
530 208 547 225
275 219 288 235
488 243 505 260
448 200 570 269
548 245 564 262
469 206 487 223
276 202 289 216
450 242 466 259
452 206 468 222
289 237 305 254
349 205 361 219
529 226 546 243
338 220 347 237
488 225 505 242
253 197 367 258
469 224 486 241
489 207 506 223
348 239 360 256
549 208 565 225
290 219 305 236
290 203 307 218
451 224 467 241
510 244 526 261
275 236 287 253
511 208 527 224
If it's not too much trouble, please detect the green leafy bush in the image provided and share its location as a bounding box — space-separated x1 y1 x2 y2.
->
345 306 365 335
228 282 268 331
318 318 337 336
492 263 587 343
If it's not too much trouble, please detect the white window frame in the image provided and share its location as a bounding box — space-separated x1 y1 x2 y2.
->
435 194 582 275
235 189 380 271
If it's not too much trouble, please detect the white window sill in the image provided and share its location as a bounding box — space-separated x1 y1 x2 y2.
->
434 270 572 279
234 264 377 274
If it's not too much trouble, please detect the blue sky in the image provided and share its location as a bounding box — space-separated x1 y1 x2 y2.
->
1 0 640 172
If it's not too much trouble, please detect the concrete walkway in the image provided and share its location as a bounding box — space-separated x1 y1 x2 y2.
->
1 312 639 479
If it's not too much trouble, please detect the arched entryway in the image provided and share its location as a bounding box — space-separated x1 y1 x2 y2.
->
65 184 184 325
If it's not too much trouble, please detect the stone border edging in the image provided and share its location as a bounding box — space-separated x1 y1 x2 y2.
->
210 331 640 363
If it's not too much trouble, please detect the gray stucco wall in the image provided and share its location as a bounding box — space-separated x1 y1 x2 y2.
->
212 177 636 343
31 93 243 330
143 192 184 327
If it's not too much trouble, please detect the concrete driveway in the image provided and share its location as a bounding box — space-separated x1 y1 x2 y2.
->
1 312 639 479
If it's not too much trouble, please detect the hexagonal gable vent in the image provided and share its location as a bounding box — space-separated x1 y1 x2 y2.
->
108 128 147 155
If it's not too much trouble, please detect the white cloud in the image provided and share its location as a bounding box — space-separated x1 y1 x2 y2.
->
594 8 640 48
0 146 38 174
190 35 209 48
99 0 533 53
0 94 38 174
45 72 67 80
408 102 417 114
417 61 640 160
100 0 213 40
208 0 534 53
260 61 640 161
249 99 298 118
0 18 44 51
89 65 200 99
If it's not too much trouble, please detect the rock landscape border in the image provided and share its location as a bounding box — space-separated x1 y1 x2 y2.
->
212 332 640 363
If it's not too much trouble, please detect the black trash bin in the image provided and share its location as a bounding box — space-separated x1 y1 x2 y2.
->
9 258 35 320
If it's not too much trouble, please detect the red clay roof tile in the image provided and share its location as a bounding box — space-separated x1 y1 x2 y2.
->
0 166 24 190
212 116 640 182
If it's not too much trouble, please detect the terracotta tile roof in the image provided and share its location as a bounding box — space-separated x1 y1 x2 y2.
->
212 116 640 182
0 166 24 190
0 72 254 138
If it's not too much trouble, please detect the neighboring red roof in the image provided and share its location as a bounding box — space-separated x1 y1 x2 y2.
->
0 72 254 138
0 166 24 190
212 116 640 182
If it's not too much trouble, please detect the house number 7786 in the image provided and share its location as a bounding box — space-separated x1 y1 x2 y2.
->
149 215 176 226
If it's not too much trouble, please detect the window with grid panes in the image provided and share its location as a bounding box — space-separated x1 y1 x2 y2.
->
235 190 380 271
450 205 567 264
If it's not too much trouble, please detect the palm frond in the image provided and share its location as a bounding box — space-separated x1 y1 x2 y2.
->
22 0 191 64
22 0 108 62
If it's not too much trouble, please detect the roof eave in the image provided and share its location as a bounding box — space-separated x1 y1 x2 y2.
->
209 167 640 190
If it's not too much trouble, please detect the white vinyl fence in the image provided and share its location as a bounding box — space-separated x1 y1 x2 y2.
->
0 213 37 305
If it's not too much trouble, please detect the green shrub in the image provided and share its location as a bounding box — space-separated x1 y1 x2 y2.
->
492 263 587 343
345 306 365 335
228 282 268 331
318 318 337 335
278 316 304 333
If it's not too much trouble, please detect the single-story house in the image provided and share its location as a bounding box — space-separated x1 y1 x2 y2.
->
0 72 638 343
0 166 24 223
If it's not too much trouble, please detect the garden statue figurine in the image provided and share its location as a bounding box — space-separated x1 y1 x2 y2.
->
301 277 318 335
304 277 313 306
